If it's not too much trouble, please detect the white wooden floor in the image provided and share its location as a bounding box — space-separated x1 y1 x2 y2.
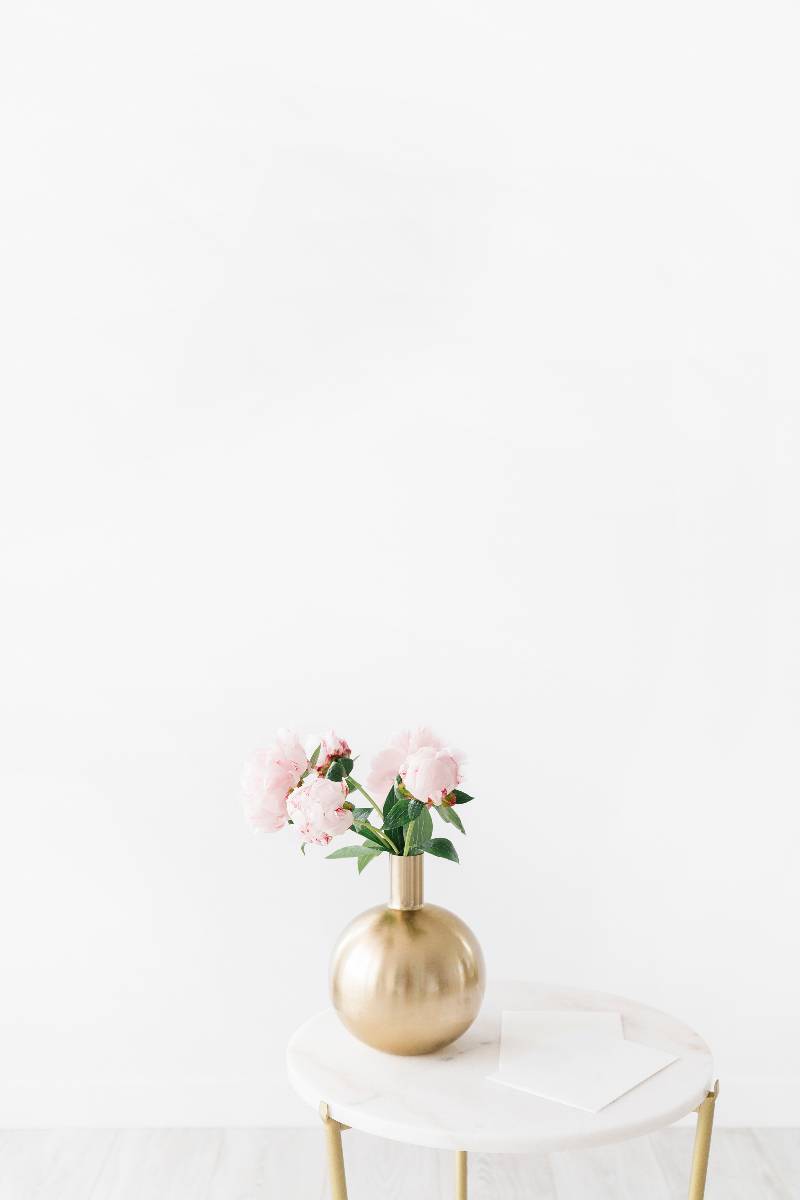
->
1 1128 798 1199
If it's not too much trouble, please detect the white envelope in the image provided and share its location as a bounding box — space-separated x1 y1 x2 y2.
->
489 1010 677 1113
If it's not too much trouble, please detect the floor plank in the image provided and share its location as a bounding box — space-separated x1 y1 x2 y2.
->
0 1131 49 1200
258 1130 325 1200
550 1135 671 1200
471 1150 557 1200
753 1130 800 1196
709 1130 793 1200
649 1125 694 1197
89 1130 223 1200
651 1127 794 1200
0 1127 795 1200
203 1128 270 1200
0 1130 114 1200
344 1130 444 1200
38 1131 117 1200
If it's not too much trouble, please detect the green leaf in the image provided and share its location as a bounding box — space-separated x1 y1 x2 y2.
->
436 804 465 834
422 837 460 863
339 756 354 775
357 846 383 873
326 845 366 859
352 821 387 849
380 810 405 853
351 806 371 821
382 794 407 830
346 777 359 793
326 760 345 782
405 806 433 854
451 789 473 804
406 799 425 821
308 744 321 769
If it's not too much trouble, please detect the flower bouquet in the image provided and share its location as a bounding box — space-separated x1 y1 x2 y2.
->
242 727 473 871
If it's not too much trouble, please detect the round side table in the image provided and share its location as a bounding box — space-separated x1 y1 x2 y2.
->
287 980 718 1199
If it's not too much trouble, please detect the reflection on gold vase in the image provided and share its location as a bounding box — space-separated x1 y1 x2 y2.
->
329 855 485 1055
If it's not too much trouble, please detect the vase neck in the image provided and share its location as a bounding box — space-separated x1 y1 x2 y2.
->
389 855 424 910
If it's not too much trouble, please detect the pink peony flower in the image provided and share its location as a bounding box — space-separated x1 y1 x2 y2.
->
402 746 461 806
242 729 308 832
365 743 407 803
316 729 352 772
286 773 353 846
366 727 462 805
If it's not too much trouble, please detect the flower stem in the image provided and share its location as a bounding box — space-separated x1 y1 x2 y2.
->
373 828 399 852
349 779 383 821
348 778 398 855
403 818 416 855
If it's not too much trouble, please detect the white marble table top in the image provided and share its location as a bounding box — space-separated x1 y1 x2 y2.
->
286 980 714 1153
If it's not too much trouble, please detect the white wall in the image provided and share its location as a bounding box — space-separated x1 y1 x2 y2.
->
1 0 798 1128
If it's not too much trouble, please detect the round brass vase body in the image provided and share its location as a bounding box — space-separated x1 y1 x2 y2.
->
329 856 485 1056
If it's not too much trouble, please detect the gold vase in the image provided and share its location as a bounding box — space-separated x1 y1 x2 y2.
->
329 855 486 1055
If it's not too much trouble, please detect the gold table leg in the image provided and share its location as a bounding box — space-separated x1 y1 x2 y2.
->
317 1085 716 1200
320 1102 349 1200
455 1149 467 1200
688 1081 719 1200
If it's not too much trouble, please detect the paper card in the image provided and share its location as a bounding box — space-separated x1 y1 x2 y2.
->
489 1010 677 1113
